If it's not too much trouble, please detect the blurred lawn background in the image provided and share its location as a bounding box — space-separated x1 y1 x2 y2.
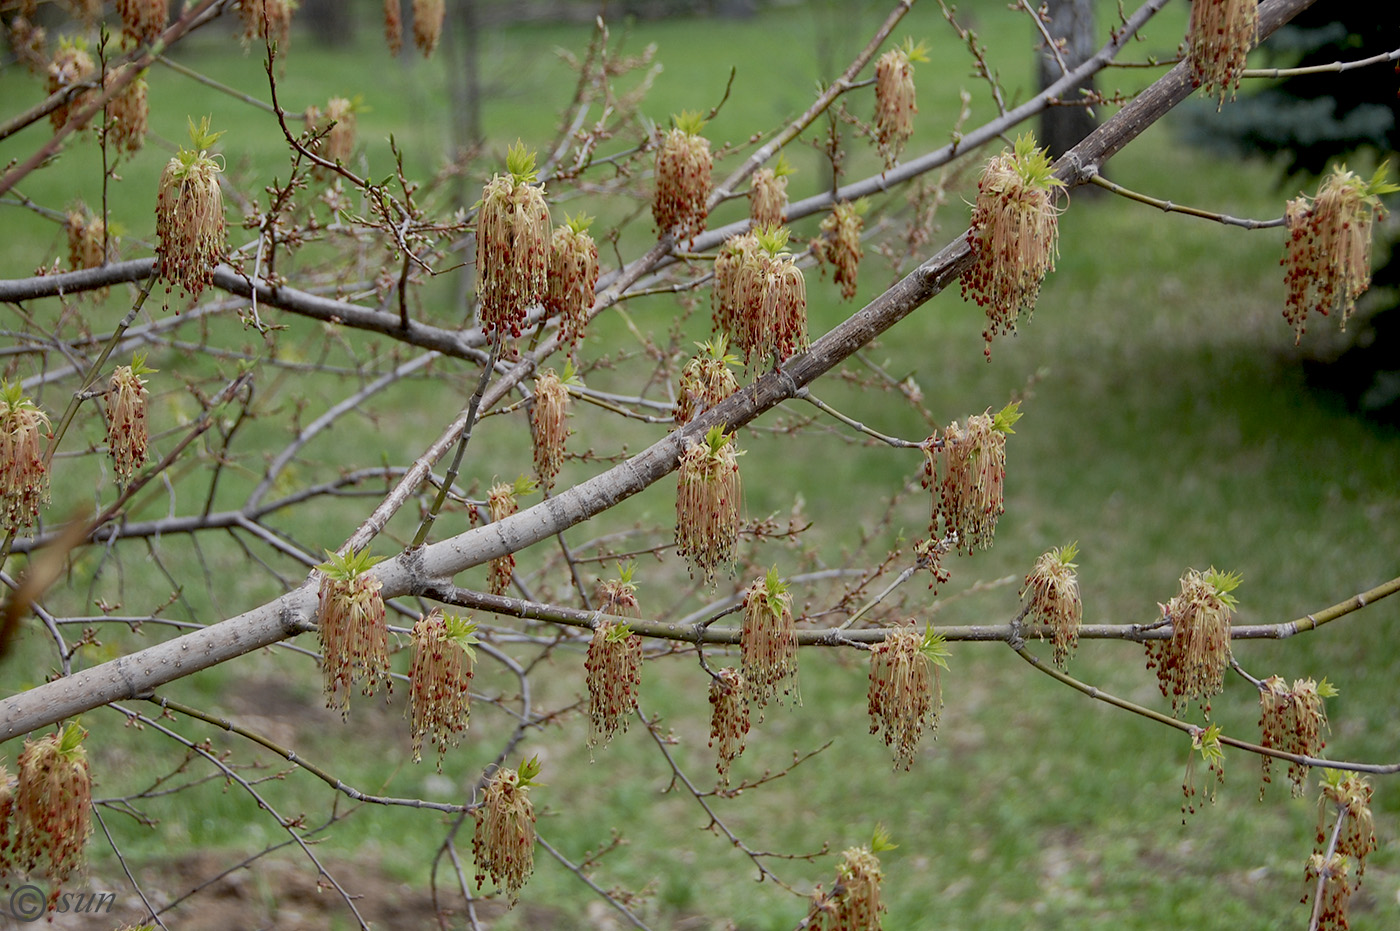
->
2 1 1399 928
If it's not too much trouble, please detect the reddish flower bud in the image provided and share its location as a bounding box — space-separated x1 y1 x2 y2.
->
961 134 1063 359
1258 675 1331 798
115 0 167 45
383 0 403 56
732 227 808 370
544 217 598 357
103 67 149 155
107 359 153 484
585 621 643 750
477 143 551 337
806 829 892 931
412 0 445 57
66 207 105 272
1304 852 1352 931
408 610 477 768
867 623 944 770
812 200 865 301
46 39 95 132
707 667 750 783
8 16 49 74
13 723 92 905
66 0 103 24
1186 0 1258 107
1281 164 1390 343
712 232 760 344
595 564 641 619
473 758 540 906
1021 542 1082 669
653 113 712 242
748 158 792 229
486 478 528 595
530 369 571 490
740 568 799 709
675 335 740 428
307 96 356 167
874 42 923 168
674 427 742 586
921 403 1019 555
240 0 294 51
1319 773 1376 877
155 118 226 301
0 763 14 876
1143 568 1240 716
316 548 390 717
0 382 51 535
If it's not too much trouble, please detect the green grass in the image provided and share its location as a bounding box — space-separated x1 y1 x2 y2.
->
3 2 1400 929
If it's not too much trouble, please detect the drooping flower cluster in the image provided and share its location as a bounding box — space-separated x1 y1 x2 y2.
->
240 0 294 50
867 624 946 771
316 547 390 717
873 39 926 168
595 563 641 619
748 155 792 229
707 667 750 783
1304 852 1353 931
107 357 154 484
155 117 226 300
812 200 866 301
921 402 1019 555
653 111 712 242
1182 723 1225 817
1143 567 1240 716
408 610 477 767
584 621 643 749
0 763 11 872
712 232 760 342
116 0 167 44
6 723 92 907
476 142 551 337
674 335 740 427
486 477 533 595
7 15 48 74
1186 0 1258 108
66 207 105 272
473 757 541 906
67 0 103 26
1258 675 1332 798
103 66 149 154
1281 163 1395 343
1318 771 1376 878
730 226 808 370
806 827 895 931
544 215 598 356
530 367 571 490
412 0 445 56
960 134 1063 360
383 0 403 56
1021 542 1082 669
741 568 799 709
47 38 95 132
674 427 742 585
307 96 356 167
1 381 51 535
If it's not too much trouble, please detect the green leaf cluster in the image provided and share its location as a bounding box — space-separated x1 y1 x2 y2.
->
317 547 384 581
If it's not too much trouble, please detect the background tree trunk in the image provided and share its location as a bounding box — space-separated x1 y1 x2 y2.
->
447 0 484 162
300 0 356 47
1036 0 1098 158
